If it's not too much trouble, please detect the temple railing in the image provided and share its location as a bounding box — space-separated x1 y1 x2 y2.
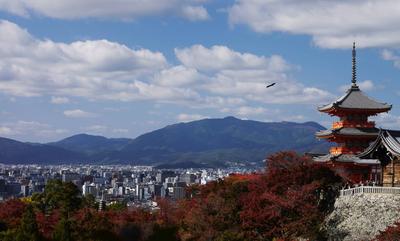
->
332 121 375 129
340 186 400 196
330 146 363 155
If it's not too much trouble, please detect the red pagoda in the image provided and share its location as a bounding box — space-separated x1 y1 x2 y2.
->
315 43 392 183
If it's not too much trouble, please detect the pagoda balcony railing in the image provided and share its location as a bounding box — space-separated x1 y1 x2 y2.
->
340 186 400 196
330 146 364 155
332 121 375 129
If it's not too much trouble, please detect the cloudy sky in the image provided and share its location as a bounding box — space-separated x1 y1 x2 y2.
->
0 0 400 142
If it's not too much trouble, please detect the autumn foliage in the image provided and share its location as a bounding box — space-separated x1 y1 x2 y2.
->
240 152 341 240
178 151 342 241
375 222 400 241
0 199 27 230
0 151 343 241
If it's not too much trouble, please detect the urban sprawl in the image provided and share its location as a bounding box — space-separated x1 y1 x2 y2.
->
0 164 258 210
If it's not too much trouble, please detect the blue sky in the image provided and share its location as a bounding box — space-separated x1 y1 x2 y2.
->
0 0 400 142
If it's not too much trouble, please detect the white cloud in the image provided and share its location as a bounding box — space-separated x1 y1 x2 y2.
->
221 106 267 117
229 0 400 49
339 80 375 92
51 96 70 104
358 80 375 91
181 5 210 21
236 106 266 116
0 126 12 135
177 113 208 122
0 0 210 21
82 125 109 135
175 45 287 72
200 96 246 109
112 128 129 134
175 44 333 105
0 21 334 120
64 109 96 118
154 65 202 87
0 120 68 141
83 125 129 136
283 115 305 122
0 20 200 103
86 125 107 132
382 49 400 68
0 1 28 17
372 113 400 129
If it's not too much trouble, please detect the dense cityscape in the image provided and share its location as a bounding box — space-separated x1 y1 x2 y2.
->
0 164 259 209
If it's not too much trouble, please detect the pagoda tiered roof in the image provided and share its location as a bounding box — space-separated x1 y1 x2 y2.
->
316 126 379 139
314 42 392 160
316 130 400 164
314 153 379 165
318 84 392 114
313 43 397 185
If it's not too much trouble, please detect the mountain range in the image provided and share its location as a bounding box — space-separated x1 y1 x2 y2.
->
0 117 331 167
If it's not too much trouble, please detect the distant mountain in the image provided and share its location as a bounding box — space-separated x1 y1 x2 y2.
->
0 117 331 167
48 134 132 155
96 117 331 166
0 137 84 164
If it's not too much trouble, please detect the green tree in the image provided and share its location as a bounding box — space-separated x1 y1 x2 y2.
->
32 179 82 214
53 213 73 241
147 224 180 241
82 193 97 209
0 229 18 241
107 201 126 211
16 205 42 241
74 208 117 241
215 231 245 241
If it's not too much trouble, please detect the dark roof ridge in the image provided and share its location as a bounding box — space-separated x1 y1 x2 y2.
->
318 85 392 112
358 128 400 158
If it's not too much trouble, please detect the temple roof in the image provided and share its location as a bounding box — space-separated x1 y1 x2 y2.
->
319 43 391 114
359 129 400 157
315 129 400 164
318 85 392 113
316 127 379 138
314 153 379 164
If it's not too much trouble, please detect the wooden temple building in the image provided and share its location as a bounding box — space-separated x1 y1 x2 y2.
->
314 43 400 186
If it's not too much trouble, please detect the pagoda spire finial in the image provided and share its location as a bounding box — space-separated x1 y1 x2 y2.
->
352 42 357 86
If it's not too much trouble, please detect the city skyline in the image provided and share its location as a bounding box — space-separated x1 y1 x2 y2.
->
1 1 400 142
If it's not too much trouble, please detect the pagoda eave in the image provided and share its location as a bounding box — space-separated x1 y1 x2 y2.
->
318 107 391 116
314 154 380 166
316 134 378 140
316 127 379 139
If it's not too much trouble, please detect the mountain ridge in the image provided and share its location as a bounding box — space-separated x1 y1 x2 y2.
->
0 137 84 164
48 133 132 155
0 117 331 167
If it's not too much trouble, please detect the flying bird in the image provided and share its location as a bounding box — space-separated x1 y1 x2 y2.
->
266 83 276 88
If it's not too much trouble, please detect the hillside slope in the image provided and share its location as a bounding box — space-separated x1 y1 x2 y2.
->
48 134 131 155
0 137 84 164
98 117 330 166
0 117 331 166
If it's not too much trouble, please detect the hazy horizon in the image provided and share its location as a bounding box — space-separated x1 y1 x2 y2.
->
5 116 326 143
